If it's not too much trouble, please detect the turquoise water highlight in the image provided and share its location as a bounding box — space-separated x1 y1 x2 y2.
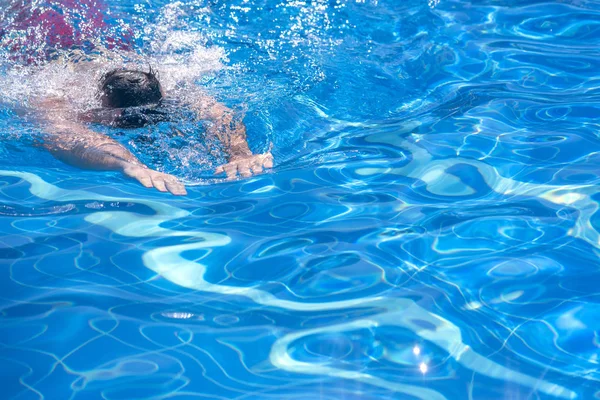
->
1 0 600 398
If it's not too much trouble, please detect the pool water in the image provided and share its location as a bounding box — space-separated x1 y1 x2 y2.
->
1 0 600 399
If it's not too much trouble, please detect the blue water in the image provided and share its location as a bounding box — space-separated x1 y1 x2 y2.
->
1 0 600 399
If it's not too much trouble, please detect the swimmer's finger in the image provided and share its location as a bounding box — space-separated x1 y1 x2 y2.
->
137 175 153 188
125 168 153 188
165 179 187 196
152 176 168 192
250 159 264 174
263 154 274 169
238 162 252 178
223 164 238 180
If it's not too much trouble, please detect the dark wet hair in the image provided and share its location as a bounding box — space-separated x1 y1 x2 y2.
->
99 68 163 108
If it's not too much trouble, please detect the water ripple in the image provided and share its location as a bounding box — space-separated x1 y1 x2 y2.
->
2 0 600 398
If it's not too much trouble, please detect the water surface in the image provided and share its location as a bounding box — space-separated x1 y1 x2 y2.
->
1 0 599 399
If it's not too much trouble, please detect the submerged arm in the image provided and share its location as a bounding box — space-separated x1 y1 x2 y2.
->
42 113 186 195
45 119 140 169
194 96 272 179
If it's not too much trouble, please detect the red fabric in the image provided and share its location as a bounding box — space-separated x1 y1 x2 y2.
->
0 0 133 63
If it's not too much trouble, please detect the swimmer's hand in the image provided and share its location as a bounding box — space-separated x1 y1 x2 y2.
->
215 152 274 180
122 164 187 196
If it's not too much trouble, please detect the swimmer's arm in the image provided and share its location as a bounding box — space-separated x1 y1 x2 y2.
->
194 97 253 157
193 97 273 179
43 120 186 195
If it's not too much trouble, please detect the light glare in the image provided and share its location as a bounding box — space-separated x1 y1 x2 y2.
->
413 345 421 356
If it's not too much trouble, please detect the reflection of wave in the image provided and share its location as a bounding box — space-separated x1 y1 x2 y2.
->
0 146 590 398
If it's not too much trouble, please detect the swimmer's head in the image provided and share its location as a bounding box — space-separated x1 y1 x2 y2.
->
99 68 163 108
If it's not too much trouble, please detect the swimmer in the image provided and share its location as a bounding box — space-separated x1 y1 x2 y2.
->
39 68 273 196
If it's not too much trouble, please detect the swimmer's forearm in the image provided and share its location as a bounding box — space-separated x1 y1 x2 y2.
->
47 141 143 171
194 97 273 179
193 97 252 158
43 120 186 194
45 132 186 195
44 122 145 171
208 123 252 158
